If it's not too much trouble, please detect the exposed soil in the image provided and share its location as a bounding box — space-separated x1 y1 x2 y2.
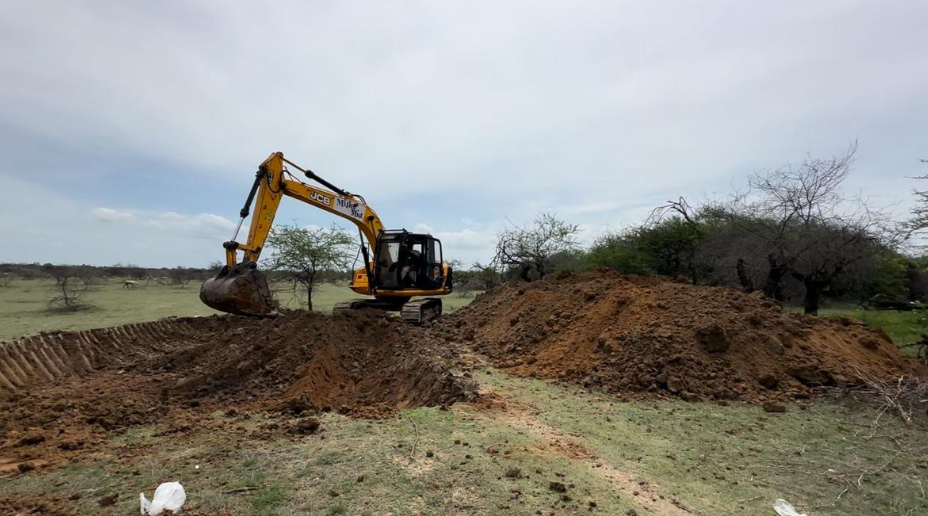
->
0 311 471 470
0 495 78 515
3 270 926 478
437 270 927 403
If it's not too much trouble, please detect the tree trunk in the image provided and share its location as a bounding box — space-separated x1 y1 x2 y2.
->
736 258 754 292
764 255 787 302
802 277 822 315
306 282 313 311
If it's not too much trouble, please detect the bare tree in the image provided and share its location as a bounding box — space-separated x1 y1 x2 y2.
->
641 197 706 283
492 213 581 282
732 143 895 314
264 223 356 310
906 159 928 234
46 267 99 312
0 273 12 288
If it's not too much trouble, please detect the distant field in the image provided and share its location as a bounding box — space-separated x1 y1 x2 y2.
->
0 279 479 341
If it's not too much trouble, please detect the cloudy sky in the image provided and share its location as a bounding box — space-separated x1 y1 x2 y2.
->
1 1 926 267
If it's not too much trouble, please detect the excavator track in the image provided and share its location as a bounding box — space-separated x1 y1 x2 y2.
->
332 300 370 315
400 298 442 325
332 298 443 325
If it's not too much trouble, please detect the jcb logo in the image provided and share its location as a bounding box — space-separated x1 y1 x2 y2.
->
310 191 331 206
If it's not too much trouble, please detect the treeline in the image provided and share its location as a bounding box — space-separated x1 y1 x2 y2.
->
478 145 928 314
0 262 351 286
0 263 215 283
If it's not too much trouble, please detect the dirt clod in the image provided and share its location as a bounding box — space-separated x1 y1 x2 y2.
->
293 418 321 435
549 481 567 493
97 493 118 507
505 466 523 479
697 323 731 353
762 402 787 413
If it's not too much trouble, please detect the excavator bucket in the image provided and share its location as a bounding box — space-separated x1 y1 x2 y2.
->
199 262 279 317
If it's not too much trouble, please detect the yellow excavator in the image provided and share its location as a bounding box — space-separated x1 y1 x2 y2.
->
200 152 453 324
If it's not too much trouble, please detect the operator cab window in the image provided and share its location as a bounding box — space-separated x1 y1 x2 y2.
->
377 238 402 289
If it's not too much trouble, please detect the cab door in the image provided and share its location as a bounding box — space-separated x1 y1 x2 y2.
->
424 237 444 288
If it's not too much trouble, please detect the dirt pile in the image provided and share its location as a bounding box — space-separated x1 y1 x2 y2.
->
161 310 468 413
439 270 927 402
0 311 467 412
0 311 471 468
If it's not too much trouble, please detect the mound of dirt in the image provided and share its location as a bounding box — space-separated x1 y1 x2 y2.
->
439 270 926 402
162 310 468 414
0 311 471 468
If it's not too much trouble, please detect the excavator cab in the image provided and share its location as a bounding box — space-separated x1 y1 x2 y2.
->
374 231 445 291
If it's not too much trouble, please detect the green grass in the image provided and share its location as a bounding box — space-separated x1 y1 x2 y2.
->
3 370 925 516
0 279 478 341
815 305 927 356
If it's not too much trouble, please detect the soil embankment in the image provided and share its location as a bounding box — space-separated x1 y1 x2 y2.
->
439 270 926 402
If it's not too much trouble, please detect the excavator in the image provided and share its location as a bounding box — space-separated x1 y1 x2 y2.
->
200 152 453 324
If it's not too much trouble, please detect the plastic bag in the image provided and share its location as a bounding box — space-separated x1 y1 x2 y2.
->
773 499 808 516
140 481 186 515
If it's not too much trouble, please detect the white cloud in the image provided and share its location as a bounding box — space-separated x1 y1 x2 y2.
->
435 229 495 251
147 212 237 238
91 208 238 241
1 1 927 267
91 207 135 223
411 222 497 265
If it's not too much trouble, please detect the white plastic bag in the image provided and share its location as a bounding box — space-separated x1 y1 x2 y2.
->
140 481 186 515
773 499 808 516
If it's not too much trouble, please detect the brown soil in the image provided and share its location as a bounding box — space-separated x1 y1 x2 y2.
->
0 311 471 470
437 270 927 403
3 270 926 477
0 495 78 515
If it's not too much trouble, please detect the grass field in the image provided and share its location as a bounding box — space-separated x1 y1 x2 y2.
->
0 279 479 341
3 366 926 516
1 282 926 514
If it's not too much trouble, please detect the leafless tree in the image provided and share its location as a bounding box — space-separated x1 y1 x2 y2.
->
729 142 897 314
492 212 581 282
46 267 99 312
0 273 12 288
906 159 928 234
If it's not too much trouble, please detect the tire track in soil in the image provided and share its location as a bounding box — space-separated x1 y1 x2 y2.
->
463 384 691 516
0 318 198 393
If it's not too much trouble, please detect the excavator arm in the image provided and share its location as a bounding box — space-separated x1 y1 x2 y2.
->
200 152 386 316
224 152 385 266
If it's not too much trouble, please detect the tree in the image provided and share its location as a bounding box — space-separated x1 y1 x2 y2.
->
907 159 928 233
264 223 356 310
168 266 196 287
730 143 893 314
45 266 99 312
581 231 653 275
466 262 503 291
492 212 581 282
